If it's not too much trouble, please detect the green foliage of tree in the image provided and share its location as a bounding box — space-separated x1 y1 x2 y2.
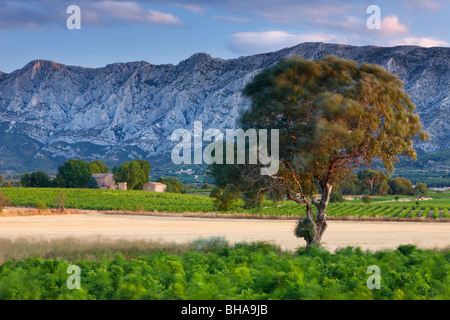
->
340 170 418 196
294 217 315 243
21 171 51 188
330 191 344 203
209 56 428 247
374 179 391 196
86 176 99 189
88 160 110 174
209 186 239 211
414 183 428 200
56 159 92 188
201 183 210 190
1 181 13 188
0 174 3 186
388 177 414 195
20 173 31 187
32 171 51 188
362 195 372 204
357 169 390 195
207 137 268 209
156 176 184 193
242 191 266 209
112 159 151 190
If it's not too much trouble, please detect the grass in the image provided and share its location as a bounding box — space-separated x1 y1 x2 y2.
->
0 237 200 265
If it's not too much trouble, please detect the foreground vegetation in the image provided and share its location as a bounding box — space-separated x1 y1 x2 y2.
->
1 188 449 219
0 238 448 300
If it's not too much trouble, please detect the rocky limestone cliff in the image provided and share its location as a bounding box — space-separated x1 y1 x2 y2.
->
0 42 448 171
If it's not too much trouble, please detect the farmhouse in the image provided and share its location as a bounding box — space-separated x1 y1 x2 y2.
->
143 182 167 192
92 173 115 189
117 182 127 190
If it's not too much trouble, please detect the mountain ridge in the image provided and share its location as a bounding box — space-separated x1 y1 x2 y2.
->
0 42 449 172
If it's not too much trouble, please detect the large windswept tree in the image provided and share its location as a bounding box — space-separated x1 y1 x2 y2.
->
210 56 429 247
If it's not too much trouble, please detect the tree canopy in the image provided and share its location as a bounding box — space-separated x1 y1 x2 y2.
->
21 171 51 188
156 177 184 193
209 56 429 246
414 182 428 200
55 159 92 188
88 160 110 174
112 159 151 190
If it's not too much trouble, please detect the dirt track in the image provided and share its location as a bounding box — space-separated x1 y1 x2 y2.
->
0 212 449 252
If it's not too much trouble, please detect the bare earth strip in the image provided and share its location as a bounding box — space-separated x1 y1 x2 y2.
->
0 212 449 252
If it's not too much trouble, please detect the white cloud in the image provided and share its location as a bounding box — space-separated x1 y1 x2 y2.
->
229 31 343 55
0 0 186 29
176 4 205 14
145 9 184 25
91 1 184 26
389 37 449 47
380 15 409 36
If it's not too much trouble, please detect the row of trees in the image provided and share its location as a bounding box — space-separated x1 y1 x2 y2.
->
336 169 426 197
20 159 151 190
21 160 110 188
17 159 187 193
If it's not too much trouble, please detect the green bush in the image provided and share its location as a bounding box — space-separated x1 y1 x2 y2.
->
35 201 48 211
0 242 448 300
0 191 11 212
294 216 315 242
330 192 344 203
86 177 99 189
362 195 372 204
209 187 238 211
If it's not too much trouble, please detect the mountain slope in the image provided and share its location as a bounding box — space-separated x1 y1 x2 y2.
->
0 42 448 172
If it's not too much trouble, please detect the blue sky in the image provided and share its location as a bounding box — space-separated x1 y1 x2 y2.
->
0 0 449 73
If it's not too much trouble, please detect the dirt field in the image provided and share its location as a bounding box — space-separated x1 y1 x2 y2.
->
0 211 449 252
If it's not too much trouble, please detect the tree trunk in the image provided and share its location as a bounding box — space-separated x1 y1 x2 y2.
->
306 214 327 247
307 183 331 247
369 177 375 193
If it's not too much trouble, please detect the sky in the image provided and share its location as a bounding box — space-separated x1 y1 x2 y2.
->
0 0 449 73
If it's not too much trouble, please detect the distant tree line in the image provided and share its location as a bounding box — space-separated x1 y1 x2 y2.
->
16 158 187 193
19 159 152 190
0 174 14 188
328 169 429 203
20 159 110 188
338 169 419 196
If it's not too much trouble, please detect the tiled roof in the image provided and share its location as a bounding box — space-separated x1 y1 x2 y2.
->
92 173 112 178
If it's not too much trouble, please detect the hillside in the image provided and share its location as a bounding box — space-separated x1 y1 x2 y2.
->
0 42 448 173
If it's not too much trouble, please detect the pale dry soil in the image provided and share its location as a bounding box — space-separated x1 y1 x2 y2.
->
0 210 449 252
